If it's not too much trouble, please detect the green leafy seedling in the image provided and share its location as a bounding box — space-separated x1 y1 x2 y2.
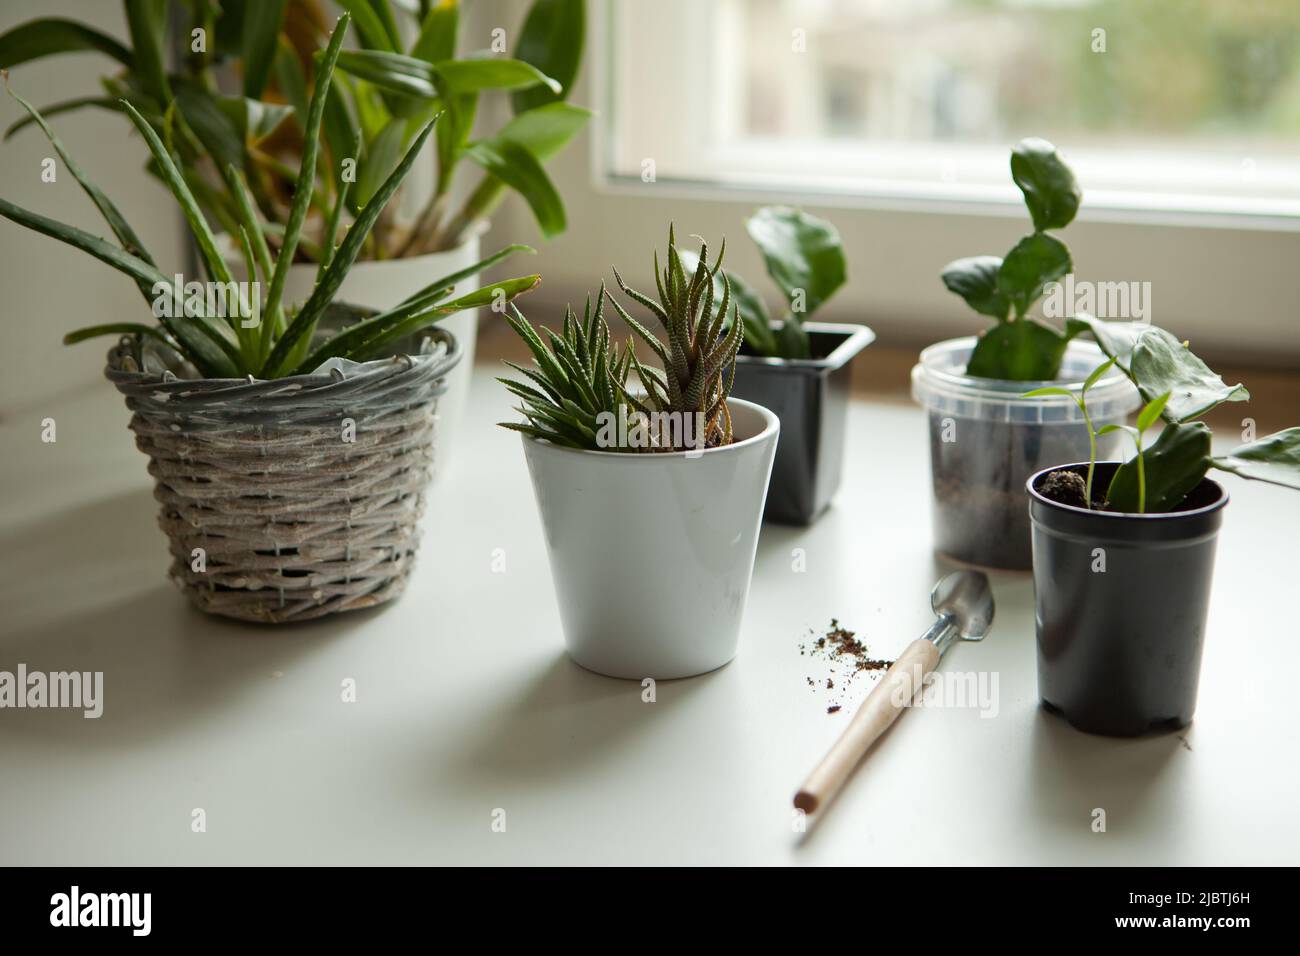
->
1021 355 1117 508
1097 391 1172 514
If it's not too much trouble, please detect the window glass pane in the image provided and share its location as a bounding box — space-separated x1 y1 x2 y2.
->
607 0 1300 216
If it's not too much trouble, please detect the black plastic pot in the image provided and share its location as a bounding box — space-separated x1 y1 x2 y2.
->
731 322 875 525
1027 462 1229 737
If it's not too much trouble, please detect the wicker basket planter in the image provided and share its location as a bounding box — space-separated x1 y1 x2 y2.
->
105 327 461 624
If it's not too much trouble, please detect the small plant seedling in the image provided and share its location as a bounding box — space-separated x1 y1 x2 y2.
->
1026 316 1300 513
942 138 1083 381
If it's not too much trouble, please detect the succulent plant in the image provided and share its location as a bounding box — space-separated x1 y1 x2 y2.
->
0 14 540 380
605 227 743 449
498 228 743 453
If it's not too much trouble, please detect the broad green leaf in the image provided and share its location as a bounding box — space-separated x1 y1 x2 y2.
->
335 49 438 99
412 0 459 63
1010 137 1081 232
241 0 287 98
174 81 245 171
0 18 131 69
1210 428 1300 491
263 118 437 377
3 96 118 140
123 0 170 102
356 117 406 207
465 139 565 237
941 255 1009 321
997 233 1071 318
488 102 591 160
1136 391 1172 433
434 57 561 95
334 0 397 51
1067 314 1249 423
745 205 846 318
966 317 1072 381
511 0 585 113
1107 421 1212 513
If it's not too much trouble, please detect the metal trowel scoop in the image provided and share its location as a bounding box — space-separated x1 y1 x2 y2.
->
794 571 995 816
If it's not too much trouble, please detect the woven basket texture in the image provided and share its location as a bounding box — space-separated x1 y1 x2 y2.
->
106 328 460 623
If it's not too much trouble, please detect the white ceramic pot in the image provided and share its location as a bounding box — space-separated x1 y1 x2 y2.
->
521 398 780 679
227 238 480 477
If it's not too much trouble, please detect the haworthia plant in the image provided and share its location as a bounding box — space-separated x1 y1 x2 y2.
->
683 206 847 360
0 0 590 260
500 228 744 452
0 15 539 380
1025 314 1300 513
942 138 1083 381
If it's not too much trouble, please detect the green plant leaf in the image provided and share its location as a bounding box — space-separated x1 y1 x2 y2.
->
0 18 132 69
263 117 436 377
334 49 439 98
395 243 536 309
241 0 287 98
123 0 170 102
263 12 351 334
3 96 118 140
1020 386 1076 400
333 0 397 51
683 250 777 356
997 233 1071 318
5 84 154 266
412 0 459 63
966 317 1073 381
1136 391 1172 433
356 117 406 207
272 36 310 131
511 0 585 113
62 322 169 345
745 206 846 319
941 255 1009 321
1106 421 1212 513
1010 137 1081 232
173 81 245 171
434 57 561 95
1081 355 1117 394
464 139 565 237
488 102 592 160
1067 314 1250 423
1210 428 1300 490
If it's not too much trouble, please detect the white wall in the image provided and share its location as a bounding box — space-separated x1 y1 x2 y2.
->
0 0 188 411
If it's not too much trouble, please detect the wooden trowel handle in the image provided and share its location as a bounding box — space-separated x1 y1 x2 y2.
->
794 638 940 815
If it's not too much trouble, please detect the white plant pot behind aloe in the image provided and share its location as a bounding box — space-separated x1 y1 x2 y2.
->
522 398 779 679
274 239 481 478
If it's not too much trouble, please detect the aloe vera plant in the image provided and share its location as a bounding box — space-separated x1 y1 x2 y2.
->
0 0 589 260
499 228 743 452
0 14 540 379
1025 315 1300 513
942 138 1083 381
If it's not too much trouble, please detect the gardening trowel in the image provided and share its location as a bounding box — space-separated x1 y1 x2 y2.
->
793 570 994 816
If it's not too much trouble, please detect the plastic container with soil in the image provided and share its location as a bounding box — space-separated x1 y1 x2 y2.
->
910 337 1140 570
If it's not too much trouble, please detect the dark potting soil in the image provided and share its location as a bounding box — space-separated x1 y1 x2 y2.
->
927 412 1102 570
799 619 892 714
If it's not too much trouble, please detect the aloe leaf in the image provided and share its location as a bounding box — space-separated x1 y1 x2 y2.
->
511 0 585 112
1210 428 1300 491
63 323 169 345
3 95 118 140
0 18 132 69
119 101 235 291
395 243 535 310
263 117 438 376
5 84 154 265
262 13 351 334
317 178 353 278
